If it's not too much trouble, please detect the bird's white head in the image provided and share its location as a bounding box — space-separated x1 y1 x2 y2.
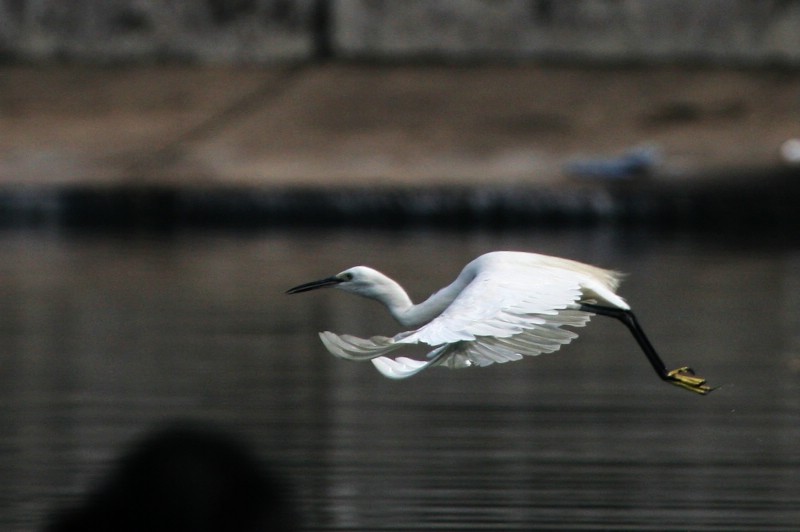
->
335 266 394 296
287 265 414 315
286 266 390 297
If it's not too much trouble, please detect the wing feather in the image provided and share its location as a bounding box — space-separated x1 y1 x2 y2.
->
400 262 589 347
319 332 404 360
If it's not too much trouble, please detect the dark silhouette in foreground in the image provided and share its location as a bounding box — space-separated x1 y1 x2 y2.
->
46 422 297 532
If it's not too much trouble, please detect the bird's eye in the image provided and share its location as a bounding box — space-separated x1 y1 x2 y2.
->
342 273 354 281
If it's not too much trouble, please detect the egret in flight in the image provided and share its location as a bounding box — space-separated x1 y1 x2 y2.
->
287 251 712 394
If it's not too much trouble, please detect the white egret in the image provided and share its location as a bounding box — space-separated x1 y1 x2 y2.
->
287 251 711 394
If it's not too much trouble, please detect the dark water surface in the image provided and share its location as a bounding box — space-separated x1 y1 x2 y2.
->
1 228 798 531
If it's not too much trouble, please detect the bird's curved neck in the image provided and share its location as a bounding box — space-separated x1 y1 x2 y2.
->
388 276 468 328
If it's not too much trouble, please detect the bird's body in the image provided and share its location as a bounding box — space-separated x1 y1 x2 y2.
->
287 251 711 394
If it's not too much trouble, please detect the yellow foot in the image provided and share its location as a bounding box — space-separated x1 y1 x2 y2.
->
666 367 714 395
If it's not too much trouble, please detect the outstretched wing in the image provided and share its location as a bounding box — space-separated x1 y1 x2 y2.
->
398 259 593 347
319 255 608 379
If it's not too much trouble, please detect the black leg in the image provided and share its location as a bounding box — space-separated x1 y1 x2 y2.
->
579 303 671 380
579 303 712 394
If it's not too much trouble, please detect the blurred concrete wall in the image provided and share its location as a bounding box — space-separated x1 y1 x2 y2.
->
2 0 800 65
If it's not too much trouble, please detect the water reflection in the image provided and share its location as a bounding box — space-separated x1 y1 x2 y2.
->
0 228 798 531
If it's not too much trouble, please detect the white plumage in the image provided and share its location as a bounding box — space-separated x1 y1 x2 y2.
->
287 251 711 393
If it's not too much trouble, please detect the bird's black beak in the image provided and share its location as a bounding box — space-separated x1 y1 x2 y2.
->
286 276 342 294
